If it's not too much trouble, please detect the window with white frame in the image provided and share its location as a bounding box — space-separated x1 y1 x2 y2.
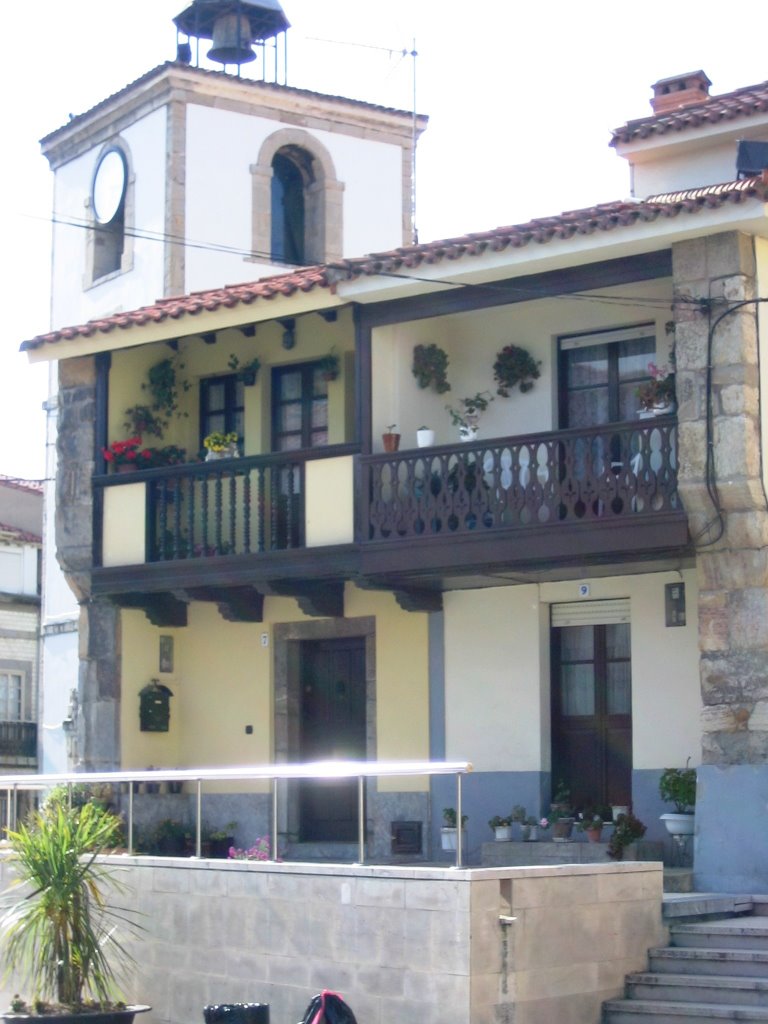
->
0 671 26 722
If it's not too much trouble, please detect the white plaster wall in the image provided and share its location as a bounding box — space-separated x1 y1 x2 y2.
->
184 104 403 292
371 280 672 450
49 107 168 330
0 546 37 596
444 570 700 774
305 456 354 546
39 629 77 774
630 140 747 197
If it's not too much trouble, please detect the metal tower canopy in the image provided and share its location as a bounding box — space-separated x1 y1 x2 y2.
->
174 0 290 44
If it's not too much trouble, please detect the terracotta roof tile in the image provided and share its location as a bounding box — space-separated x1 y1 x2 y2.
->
0 476 44 494
0 523 42 545
611 79 768 146
22 175 768 352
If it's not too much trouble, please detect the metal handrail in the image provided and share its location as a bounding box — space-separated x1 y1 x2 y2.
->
0 760 473 868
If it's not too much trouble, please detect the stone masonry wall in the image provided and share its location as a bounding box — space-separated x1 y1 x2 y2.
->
673 232 768 763
0 856 665 1024
56 357 121 770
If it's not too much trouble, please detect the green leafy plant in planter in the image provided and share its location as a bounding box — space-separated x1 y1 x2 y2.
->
659 765 696 813
607 811 646 860
0 801 146 1019
412 344 450 394
317 350 340 381
493 344 541 397
442 808 467 828
488 814 514 829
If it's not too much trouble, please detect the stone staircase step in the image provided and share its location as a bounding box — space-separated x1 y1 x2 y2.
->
673 918 768 951
626 972 768 1007
663 895 754 920
603 998 768 1023
649 946 768 979
663 868 693 893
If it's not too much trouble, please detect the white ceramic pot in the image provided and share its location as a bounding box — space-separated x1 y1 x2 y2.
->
417 428 435 448
660 812 695 836
493 825 513 842
440 826 457 851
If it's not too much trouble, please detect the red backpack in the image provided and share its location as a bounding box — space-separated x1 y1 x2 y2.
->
298 990 358 1024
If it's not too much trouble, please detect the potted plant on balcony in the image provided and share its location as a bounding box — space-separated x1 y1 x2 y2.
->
382 424 400 452
493 343 541 397
549 781 574 841
488 814 514 842
0 799 148 1024
203 431 239 461
659 763 696 836
577 813 604 843
102 437 153 473
446 391 494 442
636 362 676 417
440 807 467 851
412 344 450 394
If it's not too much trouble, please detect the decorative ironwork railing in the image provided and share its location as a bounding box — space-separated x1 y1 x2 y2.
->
0 721 37 759
361 418 679 542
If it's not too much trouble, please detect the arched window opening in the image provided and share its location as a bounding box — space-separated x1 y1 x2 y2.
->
270 146 315 265
91 147 128 280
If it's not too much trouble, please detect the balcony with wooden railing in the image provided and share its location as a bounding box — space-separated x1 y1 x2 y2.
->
91 419 690 614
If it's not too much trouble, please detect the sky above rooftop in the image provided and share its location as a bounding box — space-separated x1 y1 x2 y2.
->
2 0 767 479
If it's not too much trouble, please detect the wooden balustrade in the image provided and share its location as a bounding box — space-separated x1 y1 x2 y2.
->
361 418 679 542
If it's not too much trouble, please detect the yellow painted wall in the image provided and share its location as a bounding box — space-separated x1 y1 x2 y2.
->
444 569 700 773
120 583 430 792
108 307 355 457
305 456 354 545
102 483 146 566
371 279 673 451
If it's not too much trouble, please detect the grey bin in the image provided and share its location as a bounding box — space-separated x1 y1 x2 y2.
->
204 1004 269 1024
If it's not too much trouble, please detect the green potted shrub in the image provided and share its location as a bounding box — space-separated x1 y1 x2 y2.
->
577 814 604 843
488 814 514 842
659 763 696 836
0 800 148 1023
412 344 450 394
441 807 467 851
492 344 541 397
607 811 646 860
445 391 494 442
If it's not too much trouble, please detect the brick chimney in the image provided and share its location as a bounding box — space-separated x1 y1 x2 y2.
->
650 70 712 115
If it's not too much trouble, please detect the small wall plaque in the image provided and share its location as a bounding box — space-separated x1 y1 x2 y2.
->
665 582 686 627
159 635 174 673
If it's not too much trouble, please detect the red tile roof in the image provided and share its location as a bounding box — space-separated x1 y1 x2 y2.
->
21 174 768 352
41 62 421 146
611 79 768 146
0 476 44 495
0 523 42 545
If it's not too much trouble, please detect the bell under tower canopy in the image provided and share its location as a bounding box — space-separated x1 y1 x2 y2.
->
174 0 290 69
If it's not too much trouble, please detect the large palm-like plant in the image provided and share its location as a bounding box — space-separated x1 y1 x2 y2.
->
1 800 137 1010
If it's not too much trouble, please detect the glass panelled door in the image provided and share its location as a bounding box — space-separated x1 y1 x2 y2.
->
551 622 632 810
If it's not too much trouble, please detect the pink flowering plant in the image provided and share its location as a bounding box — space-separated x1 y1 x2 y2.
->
636 362 676 411
227 836 272 861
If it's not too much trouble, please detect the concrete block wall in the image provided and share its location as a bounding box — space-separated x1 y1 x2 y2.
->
0 855 664 1024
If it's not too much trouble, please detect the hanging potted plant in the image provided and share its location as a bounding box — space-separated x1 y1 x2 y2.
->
382 424 400 453
317 350 340 382
0 799 148 1024
412 344 450 394
659 763 696 836
227 354 261 386
493 344 541 397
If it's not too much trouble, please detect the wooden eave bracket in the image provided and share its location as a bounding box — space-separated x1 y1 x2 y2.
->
178 585 265 623
392 588 443 613
267 580 345 618
114 592 188 627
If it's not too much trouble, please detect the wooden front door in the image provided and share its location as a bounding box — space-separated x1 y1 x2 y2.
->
299 637 367 842
551 622 632 811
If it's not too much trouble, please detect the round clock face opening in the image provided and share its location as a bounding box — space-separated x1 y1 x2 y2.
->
92 149 127 225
